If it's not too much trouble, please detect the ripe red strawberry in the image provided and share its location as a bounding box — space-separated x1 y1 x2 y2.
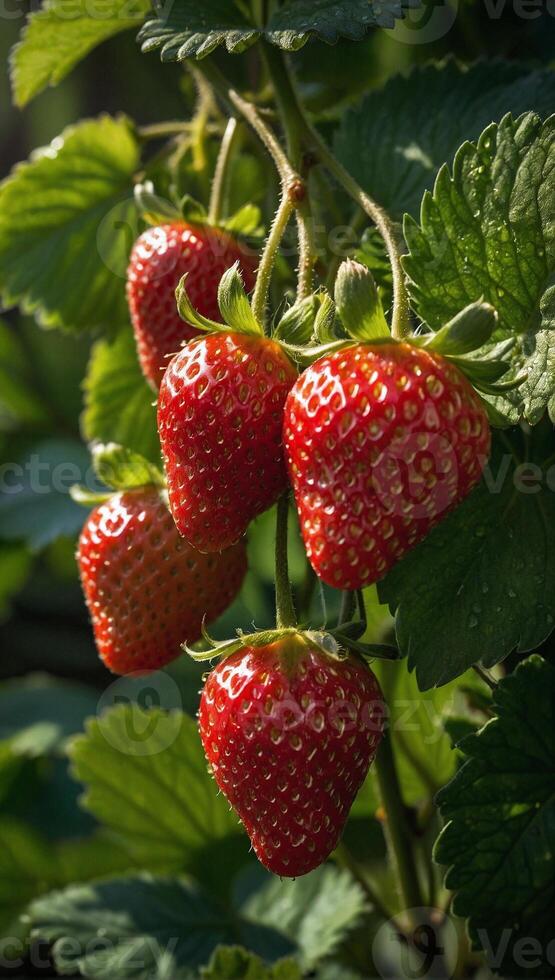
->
158 333 298 553
199 638 384 877
127 223 258 389
77 487 247 674
284 342 491 590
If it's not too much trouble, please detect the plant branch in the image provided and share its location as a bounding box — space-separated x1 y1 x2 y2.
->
375 730 424 914
261 41 316 301
259 49 411 341
252 191 297 324
208 116 240 225
196 59 298 187
275 494 297 629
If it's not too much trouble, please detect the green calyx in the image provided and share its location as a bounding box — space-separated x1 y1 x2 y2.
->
176 265 264 337
335 259 390 342
134 181 262 237
70 442 166 508
184 624 400 668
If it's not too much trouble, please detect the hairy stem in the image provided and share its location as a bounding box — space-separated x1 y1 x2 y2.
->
375 731 424 915
275 494 297 629
259 49 411 340
208 116 240 225
197 59 297 187
252 192 297 324
261 41 315 302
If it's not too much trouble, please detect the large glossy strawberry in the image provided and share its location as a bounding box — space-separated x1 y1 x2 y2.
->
284 342 491 590
77 487 247 674
158 333 298 553
127 223 258 389
199 636 384 877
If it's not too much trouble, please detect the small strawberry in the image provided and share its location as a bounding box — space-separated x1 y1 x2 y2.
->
158 333 298 552
77 486 247 674
284 342 490 590
199 636 384 877
127 223 258 389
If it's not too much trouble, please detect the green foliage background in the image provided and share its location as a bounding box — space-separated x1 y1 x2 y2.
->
0 5 554 978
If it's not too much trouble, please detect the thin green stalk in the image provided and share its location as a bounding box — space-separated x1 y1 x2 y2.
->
275 494 297 629
261 41 315 301
295 198 316 301
197 59 297 186
208 116 240 225
252 192 297 324
473 663 498 690
260 49 411 340
138 121 192 141
375 731 424 914
338 590 356 627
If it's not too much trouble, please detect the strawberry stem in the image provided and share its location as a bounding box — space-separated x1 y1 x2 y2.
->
275 493 297 629
252 191 297 325
258 48 411 342
338 590 356 626
260 42 316 303
208 116 240 225
375 731 425 916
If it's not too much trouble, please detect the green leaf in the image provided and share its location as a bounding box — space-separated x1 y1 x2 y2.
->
69 706 244 882
236 865 368 970
334 260 389 342
0 820 56 935
335 60 555 220
10 0 150 108
378 425 555 689
92 443 165 492
201 947 302 980
0 117 140 334
0 821 132 938
0 438 91 551
138 0 416 61
223 205 263 238
0 319 46 427
435 656 555 978
29 862 369 978
404 112 555 425
82 328 160 465
265 0 417 49
0 675 98 757
217 264 262 336
30 875 238 980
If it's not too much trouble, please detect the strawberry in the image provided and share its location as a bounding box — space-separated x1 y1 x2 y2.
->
127 223 258 389
77 486 247 674
158 333 298 553
199 637 384 877
284 342 490 590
